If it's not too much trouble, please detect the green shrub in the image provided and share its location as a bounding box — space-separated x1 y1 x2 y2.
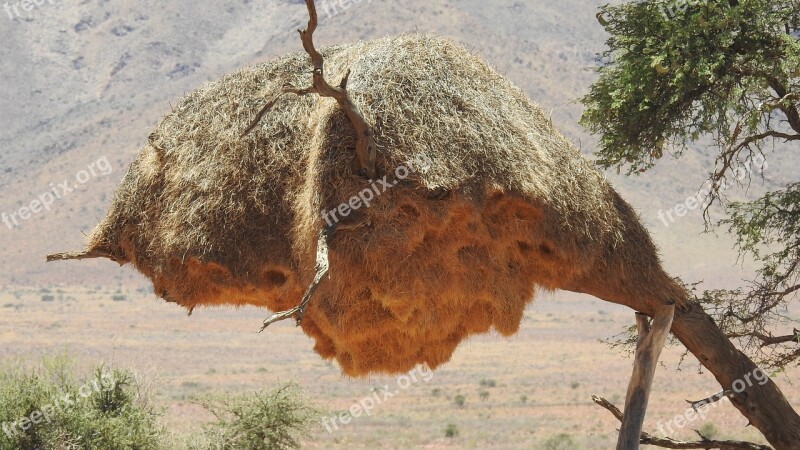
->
444 424 459 438
188 384 317 450
479 379 496 388
453 394 466 408
698 422 719 439
1 357 317 450
0 357 163 450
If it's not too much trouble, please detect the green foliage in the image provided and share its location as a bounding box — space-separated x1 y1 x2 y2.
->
444 424 459 438
478 390 490 401
189 384 317 450
725 183 800 260
0 357 163 450
0 357 318 449
453 394 466 408
698 421 719 439
479 378 496 388
700 183 800 367
585 0 800 371
582 0 800 174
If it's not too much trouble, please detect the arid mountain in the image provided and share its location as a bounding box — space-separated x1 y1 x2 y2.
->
0 0 794 287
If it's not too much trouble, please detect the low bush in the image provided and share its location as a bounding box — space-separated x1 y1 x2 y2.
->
1 357 318 450
0 356 163 450
542 433 578 450
187 384 317 450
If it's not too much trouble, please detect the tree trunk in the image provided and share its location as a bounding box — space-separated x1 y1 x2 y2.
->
671 303 800 450
566 281 800 449
617 309 675 450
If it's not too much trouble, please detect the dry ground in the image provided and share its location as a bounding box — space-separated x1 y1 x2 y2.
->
1 286 794 449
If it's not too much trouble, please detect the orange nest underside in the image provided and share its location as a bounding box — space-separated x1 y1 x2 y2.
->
145 189 570 376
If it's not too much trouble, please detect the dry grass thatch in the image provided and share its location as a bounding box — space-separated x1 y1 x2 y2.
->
51 33 684 376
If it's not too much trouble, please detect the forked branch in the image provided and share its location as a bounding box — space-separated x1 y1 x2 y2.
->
593 396 772 450
242 0 378 179
259 229 329 331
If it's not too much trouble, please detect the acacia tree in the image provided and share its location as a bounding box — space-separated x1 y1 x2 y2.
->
582 0 800 447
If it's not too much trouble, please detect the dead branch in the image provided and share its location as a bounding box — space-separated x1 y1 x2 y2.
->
45 249 115 263
260 228 329 331
243 0 378 179
617 307 674 450
593 396 773 450
753 329 800 347
686 390 734 412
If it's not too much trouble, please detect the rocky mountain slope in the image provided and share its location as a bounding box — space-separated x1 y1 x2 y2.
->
0 0 794 287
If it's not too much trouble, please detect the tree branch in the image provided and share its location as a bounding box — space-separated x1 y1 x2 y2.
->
713 129 799 184
260 229 329 331
702 128 799 217
686 390 734 411
242 0 378 179
756 329 800 346
767 79 800 135
593 396 773 450
45 249 116 263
